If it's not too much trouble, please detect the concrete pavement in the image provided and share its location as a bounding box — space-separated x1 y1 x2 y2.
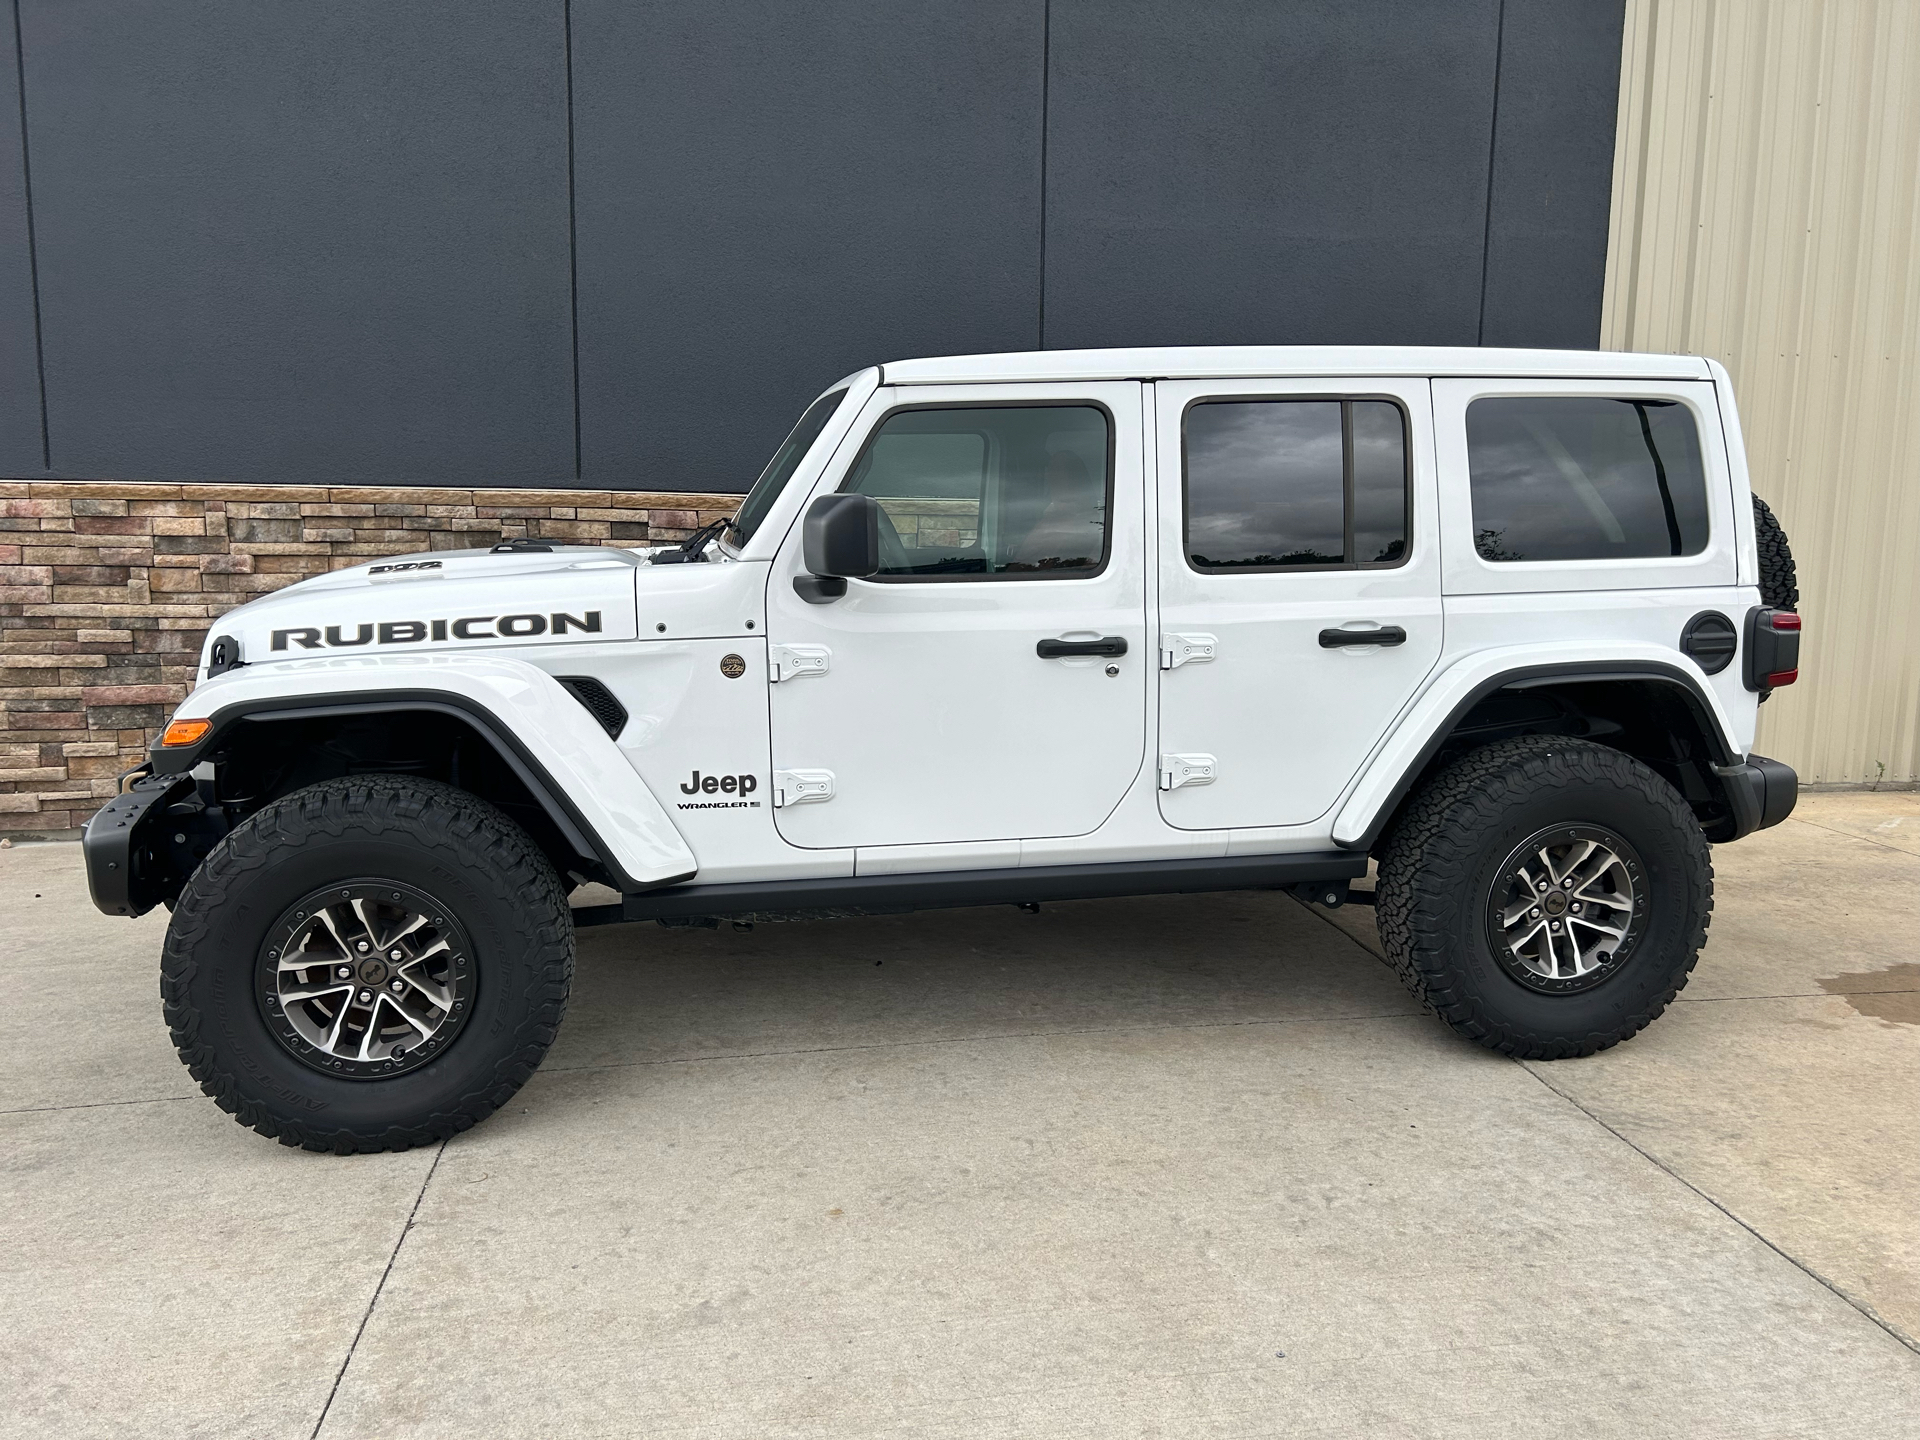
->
3 792 1916 1438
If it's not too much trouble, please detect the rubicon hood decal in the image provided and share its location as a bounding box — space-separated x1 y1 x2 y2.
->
273 611 602 650
204 548 642 667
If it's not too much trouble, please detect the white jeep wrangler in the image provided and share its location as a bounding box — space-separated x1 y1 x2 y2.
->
83 347 1804 1153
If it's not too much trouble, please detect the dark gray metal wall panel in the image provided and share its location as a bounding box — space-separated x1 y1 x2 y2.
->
1479 0 1626 348
0 7 45 474
572 0 1044 492
1042 0 1504 351
20 1 574 484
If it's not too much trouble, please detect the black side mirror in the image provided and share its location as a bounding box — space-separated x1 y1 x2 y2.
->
795 494 879 603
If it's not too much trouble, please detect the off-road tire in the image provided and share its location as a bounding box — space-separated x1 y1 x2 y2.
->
1752 494 1799 612
161 776 573 1153
1375 736 1711 1059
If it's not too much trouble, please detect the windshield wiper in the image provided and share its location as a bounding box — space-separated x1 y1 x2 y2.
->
651 516 732 565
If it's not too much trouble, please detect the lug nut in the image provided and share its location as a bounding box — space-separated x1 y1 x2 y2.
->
1570 902 1582 913
1530 907 1541 918
1562 878 1574 888
357 940 370 952
357 989 372 1003
1549 921 1561 931
337 966 351 978
389 949 402 961
390 980 404 993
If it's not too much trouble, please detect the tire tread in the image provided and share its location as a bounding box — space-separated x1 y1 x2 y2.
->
161 775 572 1154
1375 735 1712 1060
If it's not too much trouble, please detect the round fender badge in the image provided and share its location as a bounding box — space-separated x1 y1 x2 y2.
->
719 653 746 679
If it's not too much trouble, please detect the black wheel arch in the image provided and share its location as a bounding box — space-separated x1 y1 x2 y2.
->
145 690 646 898
1350 661 1750 855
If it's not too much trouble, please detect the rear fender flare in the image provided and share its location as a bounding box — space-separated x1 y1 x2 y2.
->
1332 648 1743 852
152 655 696 891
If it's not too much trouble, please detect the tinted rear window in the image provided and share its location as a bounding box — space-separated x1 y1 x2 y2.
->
1183 398 1408 570
1465 397 1710 563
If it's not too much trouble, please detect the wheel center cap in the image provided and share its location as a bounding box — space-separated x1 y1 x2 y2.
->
1543 891 1569 916
356 957 391 985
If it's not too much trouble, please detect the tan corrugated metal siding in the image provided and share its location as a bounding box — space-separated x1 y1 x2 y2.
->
1602 0 1920 783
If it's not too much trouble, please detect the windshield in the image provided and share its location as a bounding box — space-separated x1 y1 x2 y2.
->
724 388 849 548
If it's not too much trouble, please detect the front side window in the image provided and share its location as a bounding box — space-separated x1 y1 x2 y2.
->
1184 398 1409 570
1465 396 1709 563
840 405 1111 579
725 387 848 548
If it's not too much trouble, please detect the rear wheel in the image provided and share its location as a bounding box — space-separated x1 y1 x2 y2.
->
162 776 573 1152
1375 736 1711 1059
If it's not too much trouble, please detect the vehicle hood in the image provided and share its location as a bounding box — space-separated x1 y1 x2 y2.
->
195 545 647 676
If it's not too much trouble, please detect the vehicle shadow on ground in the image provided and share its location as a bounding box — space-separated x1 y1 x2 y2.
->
545 888 1425 1082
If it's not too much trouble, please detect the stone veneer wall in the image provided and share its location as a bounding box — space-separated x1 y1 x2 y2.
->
0 481 738 838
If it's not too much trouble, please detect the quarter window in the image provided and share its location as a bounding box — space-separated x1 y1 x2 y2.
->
1465 397 1710 563
1184 399 1409 570
840 405 1111 579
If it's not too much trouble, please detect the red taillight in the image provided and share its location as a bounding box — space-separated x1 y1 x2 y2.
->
1745 606 1803 692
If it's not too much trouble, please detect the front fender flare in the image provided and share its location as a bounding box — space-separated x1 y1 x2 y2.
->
1331 646 1743 852
152 654 697 891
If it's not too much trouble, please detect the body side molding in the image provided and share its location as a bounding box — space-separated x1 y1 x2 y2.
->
574 851 1369 927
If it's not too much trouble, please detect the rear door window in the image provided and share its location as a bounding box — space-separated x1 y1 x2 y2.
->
1183 398 1409 570
1465 397 1709 562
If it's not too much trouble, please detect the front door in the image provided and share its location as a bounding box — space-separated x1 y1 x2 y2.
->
1154 378 1444 830
766 382 1148 850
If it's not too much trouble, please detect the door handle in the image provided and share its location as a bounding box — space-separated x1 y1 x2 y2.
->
1037 636 1129 659
1318 625 1407 648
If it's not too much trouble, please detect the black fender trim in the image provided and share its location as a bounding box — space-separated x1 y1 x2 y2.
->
572 851 1369 928
148 689 688 895
1338 660 1744 854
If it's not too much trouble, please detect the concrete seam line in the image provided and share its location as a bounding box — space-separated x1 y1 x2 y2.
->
310 1139 448 1438
1290 893 1393 967
1677 990 1920 1003
537 1010 1430 1076
1782 816 1920 858
1518 1060 1920 1359
0 1094 196 1116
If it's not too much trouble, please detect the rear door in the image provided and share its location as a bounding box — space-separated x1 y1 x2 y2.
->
1153 378 1443 830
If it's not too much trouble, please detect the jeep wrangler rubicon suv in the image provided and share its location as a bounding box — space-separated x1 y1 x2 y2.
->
82 347 1803 1153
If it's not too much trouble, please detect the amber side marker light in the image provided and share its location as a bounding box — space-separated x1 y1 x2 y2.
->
161 718 211 747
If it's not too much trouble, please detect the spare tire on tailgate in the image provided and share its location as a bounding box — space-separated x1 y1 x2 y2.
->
1752 495 1798 611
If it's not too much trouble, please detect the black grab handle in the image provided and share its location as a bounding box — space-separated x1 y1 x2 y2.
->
1318 626 1407 648
1036 636 1129 659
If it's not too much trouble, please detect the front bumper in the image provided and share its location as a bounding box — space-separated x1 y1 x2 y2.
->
1720 754 1798 841
82 769 196 917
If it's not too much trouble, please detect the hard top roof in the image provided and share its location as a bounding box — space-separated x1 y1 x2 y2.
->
879 346 1713 386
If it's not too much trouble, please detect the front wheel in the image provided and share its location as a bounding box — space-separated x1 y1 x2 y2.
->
162 776 573 1152
1375 737 1712 1059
